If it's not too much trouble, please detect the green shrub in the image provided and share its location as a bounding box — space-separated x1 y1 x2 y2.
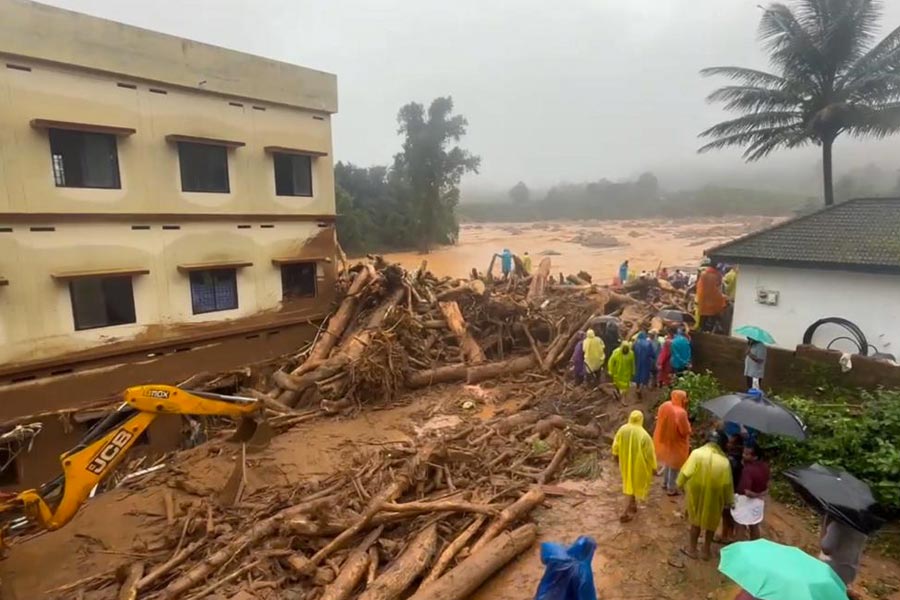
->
669 370 723 422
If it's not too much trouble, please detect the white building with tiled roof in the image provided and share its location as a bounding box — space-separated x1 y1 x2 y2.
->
706 198 900 357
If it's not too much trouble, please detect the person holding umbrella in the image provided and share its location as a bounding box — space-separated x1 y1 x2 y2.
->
734 326 775 390
677 430 734 560
786 464 885 598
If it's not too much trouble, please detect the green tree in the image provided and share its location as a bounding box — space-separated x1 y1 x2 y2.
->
393 97 480 250
699 0 900 206
509 181 531 204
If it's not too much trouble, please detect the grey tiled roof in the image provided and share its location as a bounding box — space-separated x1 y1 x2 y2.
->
707 198 900 273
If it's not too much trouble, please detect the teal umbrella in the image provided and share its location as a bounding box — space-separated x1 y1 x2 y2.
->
719 540 847 600
734 325 775 345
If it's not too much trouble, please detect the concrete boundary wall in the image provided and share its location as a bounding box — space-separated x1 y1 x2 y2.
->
692 332 900 393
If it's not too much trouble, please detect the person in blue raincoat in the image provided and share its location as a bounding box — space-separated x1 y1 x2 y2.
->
495 248 514 279
632 331 656 393
670 328 692 374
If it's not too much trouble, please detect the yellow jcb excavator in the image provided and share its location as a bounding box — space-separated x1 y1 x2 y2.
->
0 384 272 545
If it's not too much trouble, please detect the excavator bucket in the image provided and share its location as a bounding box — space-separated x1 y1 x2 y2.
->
230 415 274 452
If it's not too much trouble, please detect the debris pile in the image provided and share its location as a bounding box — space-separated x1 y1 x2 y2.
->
49 380 613 600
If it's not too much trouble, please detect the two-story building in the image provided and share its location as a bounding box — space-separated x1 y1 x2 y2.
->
0 0 339 486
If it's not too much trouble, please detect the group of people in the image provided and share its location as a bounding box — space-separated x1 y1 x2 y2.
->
611 391 867 599
493 248 532 279
571 325 694 394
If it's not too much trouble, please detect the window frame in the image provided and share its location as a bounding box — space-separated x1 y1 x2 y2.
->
273 152 313 197
177 141 231 194
48 128 122 190
189 268 239 315
280 261 318 300
69 275 137 331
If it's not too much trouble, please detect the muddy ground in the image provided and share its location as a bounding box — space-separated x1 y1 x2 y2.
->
384 217 781 282
3 382 898 600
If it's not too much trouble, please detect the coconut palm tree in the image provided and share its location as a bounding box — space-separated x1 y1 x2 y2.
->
699 0 900 206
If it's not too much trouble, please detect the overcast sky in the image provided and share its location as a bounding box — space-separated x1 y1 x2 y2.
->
39 0 900 192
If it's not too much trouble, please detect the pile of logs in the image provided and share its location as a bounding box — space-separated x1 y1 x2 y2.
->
53 390 607 600
253 257 683 415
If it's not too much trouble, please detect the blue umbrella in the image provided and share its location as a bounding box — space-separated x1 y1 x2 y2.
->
734 325 775 345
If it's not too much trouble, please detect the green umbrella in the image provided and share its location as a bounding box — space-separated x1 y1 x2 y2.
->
719 540 847 600
734 325 775 345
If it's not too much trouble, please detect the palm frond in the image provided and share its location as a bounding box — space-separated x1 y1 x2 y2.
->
818 0 883 71
842 24 900 87
700 66 789 88
844 72 900 103
844 101 900 137
759 3 827 85
700 112 805 139
706 85 804 112
698 125 811 161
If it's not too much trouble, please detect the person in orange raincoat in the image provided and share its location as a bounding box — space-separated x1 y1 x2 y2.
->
653 390 692 496
696 263 727 332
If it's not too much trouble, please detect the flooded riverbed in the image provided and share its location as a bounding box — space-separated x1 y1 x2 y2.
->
383 217 779 280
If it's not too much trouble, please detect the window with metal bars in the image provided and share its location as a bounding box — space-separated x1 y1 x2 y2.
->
189 269 238 314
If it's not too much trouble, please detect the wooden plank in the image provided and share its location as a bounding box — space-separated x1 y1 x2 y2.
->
271 256 332 265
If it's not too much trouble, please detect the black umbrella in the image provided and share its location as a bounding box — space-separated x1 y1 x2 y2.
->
657 309 696 325
702 393 807 440
785 464 885 534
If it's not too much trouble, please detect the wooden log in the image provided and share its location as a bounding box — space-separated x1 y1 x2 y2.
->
526 257 551 302
319 527 382 600
137 539 205 591
358 524 438 600
161 496 334 597
544 313 595 371
408 524 537 600
537 439 570 484
533 415 567 437
470 487 544 554
522 326 543 366
438 301 486 364
277 288 404 403
302 448 430 574
435 280 485 301
494 410 541 434
380 500 498 515
116 562 144 600
300 267 373 369
421 515 486 585
406 364 468 389
467 355 535 384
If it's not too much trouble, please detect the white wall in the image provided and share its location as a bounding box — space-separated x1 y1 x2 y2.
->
732 264 900 356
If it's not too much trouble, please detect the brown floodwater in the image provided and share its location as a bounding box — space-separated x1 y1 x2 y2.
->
383 217 780 281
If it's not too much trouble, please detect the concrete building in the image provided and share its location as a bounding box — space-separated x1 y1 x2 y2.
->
0 0 338 387
0 0 339 487
707 198 900 358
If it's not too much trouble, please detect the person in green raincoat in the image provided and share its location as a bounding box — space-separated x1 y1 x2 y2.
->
677 431 734 560
607 342 635 393
612 410 657 522
582 329 606 384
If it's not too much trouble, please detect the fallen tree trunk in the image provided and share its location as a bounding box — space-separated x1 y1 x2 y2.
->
277 288 405 404
358 523 438 600
380 500 498 515
545 313 595 371
471 487 544 554
421 515 486 585
526 257 551 302
406 355 535 389
408 524 537 600
299 267 373 370
161 496 334 598
320 527 382 600
438 301 486 364
537 439 570 484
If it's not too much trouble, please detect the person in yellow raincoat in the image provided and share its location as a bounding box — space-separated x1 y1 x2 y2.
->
677 431 734 560
582 329 606 383
607 342 635 394
611 410 657 522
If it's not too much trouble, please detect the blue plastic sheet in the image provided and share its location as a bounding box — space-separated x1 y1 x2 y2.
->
533 536 598 600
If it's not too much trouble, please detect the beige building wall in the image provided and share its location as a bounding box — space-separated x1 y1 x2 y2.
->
0 0 339 371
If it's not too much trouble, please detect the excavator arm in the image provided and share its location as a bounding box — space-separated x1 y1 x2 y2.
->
0 384 269 541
